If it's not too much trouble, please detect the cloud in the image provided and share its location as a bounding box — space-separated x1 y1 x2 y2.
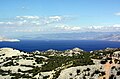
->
49 16 62 21
115 12 120 16
56 25 81 31
113 24 120 27
15 29 41 33
0 15 68 27
2 15 120 33
16 16 40 20
49 16 61 19
55 24 120 32
0 15 72 35
0 22 14 25
85 24 120 32
88 26 105 30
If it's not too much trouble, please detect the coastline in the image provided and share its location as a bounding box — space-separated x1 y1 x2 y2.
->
0 39 20 42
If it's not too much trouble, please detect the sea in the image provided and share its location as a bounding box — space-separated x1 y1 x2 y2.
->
0 40 120 52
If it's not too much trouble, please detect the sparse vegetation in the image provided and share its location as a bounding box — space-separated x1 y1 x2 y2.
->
100 59 107 64
0 47 120 79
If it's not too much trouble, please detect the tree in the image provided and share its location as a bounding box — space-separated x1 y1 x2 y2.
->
76 69 80 75
18 68 21 72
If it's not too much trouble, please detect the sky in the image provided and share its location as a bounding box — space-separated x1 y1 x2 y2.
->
0 0 120 39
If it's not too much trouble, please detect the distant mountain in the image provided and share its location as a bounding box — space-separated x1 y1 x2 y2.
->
21 32 120 42
29 32 106 40
97 34 120 42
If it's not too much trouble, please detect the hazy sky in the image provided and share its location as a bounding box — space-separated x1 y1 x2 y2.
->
0 0 120 38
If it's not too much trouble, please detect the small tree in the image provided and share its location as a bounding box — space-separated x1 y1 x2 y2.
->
18 68 21 72
76 69 80 75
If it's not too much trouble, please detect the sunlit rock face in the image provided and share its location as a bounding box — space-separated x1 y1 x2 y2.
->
72 47 84 52
0 48 27 57
113 51 120 58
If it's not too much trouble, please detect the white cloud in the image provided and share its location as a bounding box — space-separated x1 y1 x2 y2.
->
15 28 41 33
55 24 120 32
85 24 120 32
49 16 61 19
113 24 120 27
49 16 62 21
115 12 120 16
15 29 33 32
0 22 14 25
0 22 5 24
6 22 14 25
0 21 28 26
3 15 120 33
88 26 104 30
0 15 71 34
0 15 68 27
16 16 40 20
56 25 81 31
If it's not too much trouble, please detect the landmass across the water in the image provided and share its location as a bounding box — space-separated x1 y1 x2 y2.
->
0 37 20 42
22 32 120 42
0 47 120 79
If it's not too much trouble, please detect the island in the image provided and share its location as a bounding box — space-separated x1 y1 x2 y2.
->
0 37 20 42
0 47 120 79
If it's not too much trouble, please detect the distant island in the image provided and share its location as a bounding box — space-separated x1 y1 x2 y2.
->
0 47 120 79
0 37 20 42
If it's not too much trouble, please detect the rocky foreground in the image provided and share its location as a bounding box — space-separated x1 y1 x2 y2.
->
0 47 120 79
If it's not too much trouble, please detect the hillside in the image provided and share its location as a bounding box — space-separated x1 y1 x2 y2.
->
0 47 120 79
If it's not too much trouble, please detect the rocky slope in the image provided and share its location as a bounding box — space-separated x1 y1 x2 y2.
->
0 47 120 79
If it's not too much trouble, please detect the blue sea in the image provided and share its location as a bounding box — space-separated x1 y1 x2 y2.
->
0 40 120 52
